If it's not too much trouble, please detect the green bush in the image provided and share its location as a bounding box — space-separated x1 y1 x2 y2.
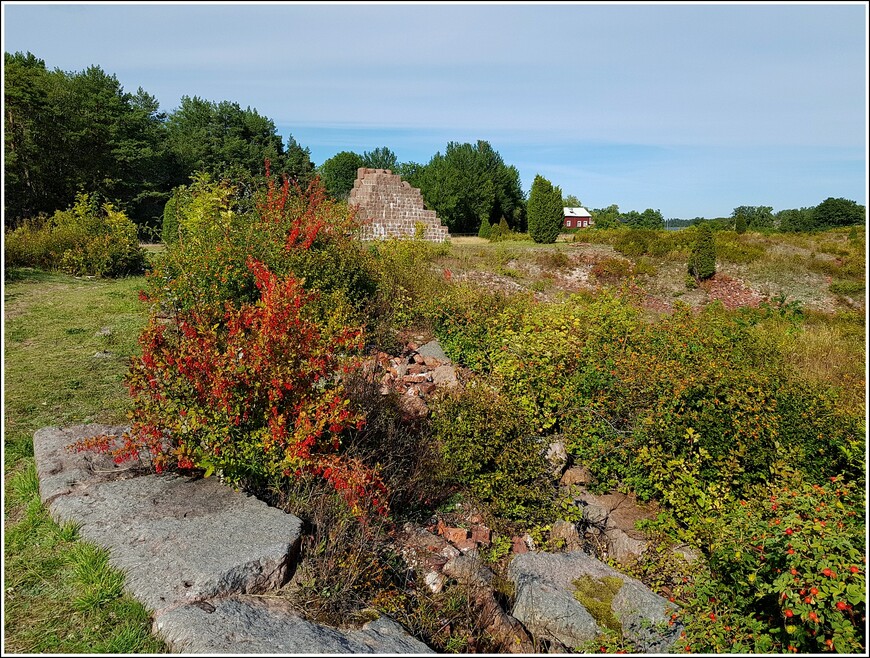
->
590 256 636 283
148 175 378 331
94 173 394 520
680 476 866 653
613 229 657 258
430 382 553 523
4 193 146 277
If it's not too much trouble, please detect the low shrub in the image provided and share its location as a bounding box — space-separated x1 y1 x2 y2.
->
535 250 571 271
430 382 554 524
5 193 146 277
680 475 866 653
590 256 636 283
829 279 865 296
715 234 766 264
614 229 657 258
75 171 391 521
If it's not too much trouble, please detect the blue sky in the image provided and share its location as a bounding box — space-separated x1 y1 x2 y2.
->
3 2 867 218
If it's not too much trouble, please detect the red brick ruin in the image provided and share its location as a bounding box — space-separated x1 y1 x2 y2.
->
348 168 449 242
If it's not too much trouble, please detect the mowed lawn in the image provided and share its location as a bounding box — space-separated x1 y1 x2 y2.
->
3 268 165 653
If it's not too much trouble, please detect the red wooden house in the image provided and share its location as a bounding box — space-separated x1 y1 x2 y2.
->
564 207 593 229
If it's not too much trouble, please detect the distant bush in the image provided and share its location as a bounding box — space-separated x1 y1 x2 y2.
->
535 250 570 270
4 193 146 277
477 216 492 239
613 229 656 258
715 233 765 264
829 279 865 296
590 256 636 283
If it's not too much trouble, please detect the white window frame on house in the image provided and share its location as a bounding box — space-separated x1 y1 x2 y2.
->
566 219 572 228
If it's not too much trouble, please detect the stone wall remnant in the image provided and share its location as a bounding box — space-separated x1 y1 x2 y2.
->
348 168 449 243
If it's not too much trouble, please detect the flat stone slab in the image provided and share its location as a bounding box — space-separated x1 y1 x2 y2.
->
35 425 301 615
32 424 430 653
157 596 433 654
508 551 681 653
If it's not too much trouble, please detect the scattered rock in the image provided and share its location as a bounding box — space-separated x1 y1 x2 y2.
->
545 440 568 477
96 326 112 337
416 340 449 364
431 365 458 388
574 490 658 563
424 571 446 594
92 350 113 359
442 556 535 653
398 394 429 420
470 525 491 546
512 536 529 555
441 526 469 544
550 520 583 551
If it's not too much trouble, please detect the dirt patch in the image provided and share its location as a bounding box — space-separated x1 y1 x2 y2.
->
700 274 766 310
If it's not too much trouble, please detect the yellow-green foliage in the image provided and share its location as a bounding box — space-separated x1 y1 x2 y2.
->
161 173 236 244
429 382 554 523
5 194 146 277
573 575 624 633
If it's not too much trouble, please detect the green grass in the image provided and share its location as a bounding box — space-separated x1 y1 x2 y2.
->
3 267 165 653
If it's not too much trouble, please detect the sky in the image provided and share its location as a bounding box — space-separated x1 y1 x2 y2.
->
2 1 867 219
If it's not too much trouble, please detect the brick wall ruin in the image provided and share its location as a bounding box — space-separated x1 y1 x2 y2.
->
348 168 449 243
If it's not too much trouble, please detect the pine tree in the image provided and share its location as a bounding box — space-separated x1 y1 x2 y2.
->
688 223 716 281
527 175 563 244
735 213 747 234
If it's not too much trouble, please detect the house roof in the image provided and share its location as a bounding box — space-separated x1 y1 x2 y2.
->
564 207 592 218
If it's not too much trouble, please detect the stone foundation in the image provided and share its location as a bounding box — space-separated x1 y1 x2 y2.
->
348 168 449 243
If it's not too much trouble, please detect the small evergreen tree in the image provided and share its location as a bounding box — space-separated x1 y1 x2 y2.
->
490 222 502 241
478 215 492 239
527 175 563 244
688 223 716 281
735 212 748 234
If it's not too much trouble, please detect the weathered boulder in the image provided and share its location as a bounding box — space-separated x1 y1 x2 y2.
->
550 519 583 551
430 365 459 389
507 551 681 653
560 465 594 488
442 556 534 653
545 440 568 477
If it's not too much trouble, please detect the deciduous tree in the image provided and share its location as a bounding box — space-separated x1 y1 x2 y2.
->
318 151 365 200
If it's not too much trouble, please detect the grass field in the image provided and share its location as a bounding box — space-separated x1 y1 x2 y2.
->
3 268 165 653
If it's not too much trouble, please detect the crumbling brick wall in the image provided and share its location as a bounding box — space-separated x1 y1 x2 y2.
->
348 168 449 243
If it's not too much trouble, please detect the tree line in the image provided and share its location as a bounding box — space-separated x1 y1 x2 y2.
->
6 51 863 240
4 51 315 234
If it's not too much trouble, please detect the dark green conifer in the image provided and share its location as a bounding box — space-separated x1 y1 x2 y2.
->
688 223 716 281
